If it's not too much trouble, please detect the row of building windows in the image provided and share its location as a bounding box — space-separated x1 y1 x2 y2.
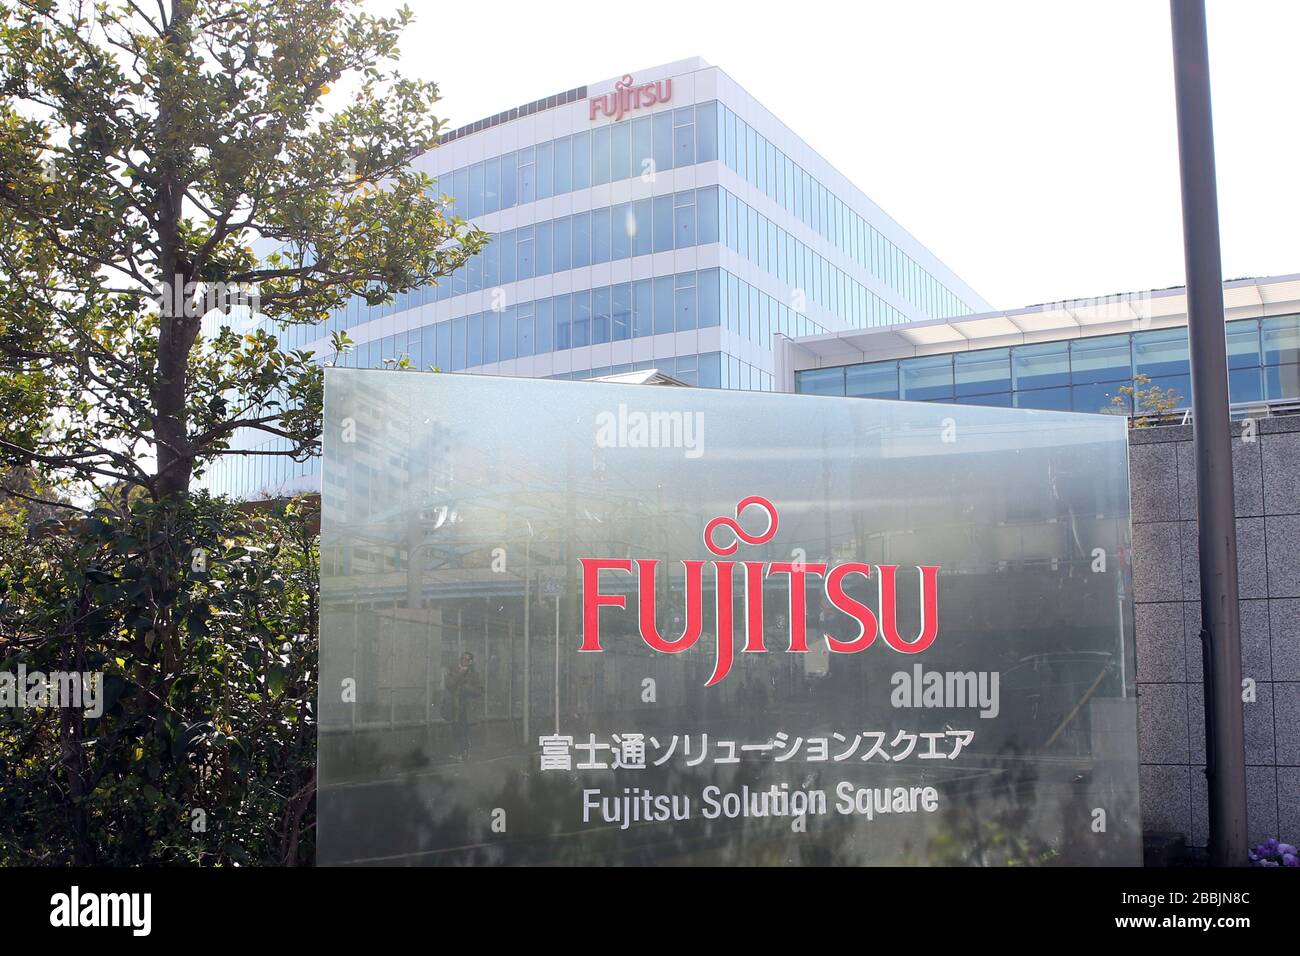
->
437 101 718 222
795 316 1300 414
712 101 976 320
543 351 776 392
279 181 905 352
327 268 827 372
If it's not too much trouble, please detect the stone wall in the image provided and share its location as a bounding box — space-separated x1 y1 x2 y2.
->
1130 415 1300 848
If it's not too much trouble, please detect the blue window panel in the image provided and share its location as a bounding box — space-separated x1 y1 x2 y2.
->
516 227 534 280
745 122 757 186
674 191 696 249
698 268 720 328
611 283 632 341
674 107 695 167
591 286 611 344
421 325 435 370
611 122 631 182
452 167 469 220
1070 334 1131 385
1145 374 1191 410
571 131 591 189
536 142 553 200
725 189 738 252
1225 319 1260 369
631 117 652 181
1228 366 1263 404
535 221 553 276
1070 381 1126 416
1263 315 1300 366
652 110 673 173
653 276 674 334
517 303 535 357
482 310 498 364
451 262 466 297
483 156 500 214
435 321 451 370
1012 341 1070 391
1134 328 1190 378
1265 364 1300 400
899 355 953 401
536 297 553 354
842 361 894 400
591 125 611 186
498 306 516 361
1015 386 1071 412
450 316 467 371
957 391 1012 408
726 272 740 334
571 211 591 268
730 354 742 390
797 367 845 396
554 136 572 194
675 273 697 331
612 203 632 260
500 151 518 208
632 279 653 337
498 230 517 285
756 133 767 196
632 199 652 257
466 312 483 367
467 162 484 218
572 289 591 347
697 351 722 389
653 195 674 253
724 106 737 172
554 293 571 350
484 240 499 289
695 102 718 162
553 216 572 272
696 186 719 246
591 207 611 264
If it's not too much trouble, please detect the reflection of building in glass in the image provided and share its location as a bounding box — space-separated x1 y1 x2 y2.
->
205 57 989 500
782 274 1300 419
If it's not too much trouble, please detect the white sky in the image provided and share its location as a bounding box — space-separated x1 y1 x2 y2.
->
371 0 1300 312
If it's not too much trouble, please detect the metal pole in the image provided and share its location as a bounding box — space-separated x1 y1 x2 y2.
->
523 540 531 745
1169 0 1248 867
554 594 561 735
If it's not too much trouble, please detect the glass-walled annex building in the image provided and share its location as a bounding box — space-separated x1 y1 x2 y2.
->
203 57 990 499
781 275 1300 418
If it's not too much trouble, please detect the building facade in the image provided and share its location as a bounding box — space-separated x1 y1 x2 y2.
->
201 57 989 500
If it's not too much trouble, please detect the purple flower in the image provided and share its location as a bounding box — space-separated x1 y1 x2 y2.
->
1283 853 1299 868
1259 859 1280 867
1280 843 1298 856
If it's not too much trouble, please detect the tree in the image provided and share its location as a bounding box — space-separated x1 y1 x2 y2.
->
0 0 486 505
1111 373 1184 427
0 0 486 864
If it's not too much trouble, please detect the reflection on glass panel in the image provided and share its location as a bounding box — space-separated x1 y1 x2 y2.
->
695 102 717 162
845 361 898 399
482 311 498 364
591 207 611 264
796 366 845 396
1071 382 1127 416
1263 315 1300 366
1015 386 1071 411
899 355 953 401
535 299 552 355
572 130 591 189
611 283 631 341
591 125 611 186
673 107 695 168
675 272 696 331
1144 374 1190 411
653 276 674 334
1225 319 1260 369
1012 342 1069 391
652 110 673 174
572 290 591 347
631 117 652 180
1228 366 1263 405
1070 335 1131 385
632 279 652 337
1133 328 1189 378
1264 364 1300 401
498 307 515 361
554 135 572 194
611 123 630 182
591 287 610 345
957 392 1012 408
612 203 632 260
653 195 673 253
954 348 1010 396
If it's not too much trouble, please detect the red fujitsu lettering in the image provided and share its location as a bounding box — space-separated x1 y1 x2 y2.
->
707 561 736 686
878 565 941 654
578 558 632 651
824 563 879 653
636 559 705 652
742 560 767 652
765 562 827 652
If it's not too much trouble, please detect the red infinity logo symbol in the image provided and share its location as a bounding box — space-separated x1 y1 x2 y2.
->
703 496 779 557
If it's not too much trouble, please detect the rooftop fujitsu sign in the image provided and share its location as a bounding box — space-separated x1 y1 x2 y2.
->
579 496 940 686
588 74 673 122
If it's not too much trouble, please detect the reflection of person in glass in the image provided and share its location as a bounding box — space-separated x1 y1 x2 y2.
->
445 652 482 761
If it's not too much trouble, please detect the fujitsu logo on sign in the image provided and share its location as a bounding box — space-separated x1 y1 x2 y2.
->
579 497 941 686
588 73 673 122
